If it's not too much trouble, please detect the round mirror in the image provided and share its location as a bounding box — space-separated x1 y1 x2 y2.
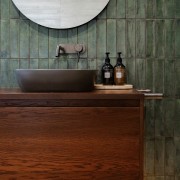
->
12 0 109 29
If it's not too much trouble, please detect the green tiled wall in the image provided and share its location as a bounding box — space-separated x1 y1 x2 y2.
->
0 0 180 179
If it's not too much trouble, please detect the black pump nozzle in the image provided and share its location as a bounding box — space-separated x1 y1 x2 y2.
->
117 52 122 63
106 52 110 57
117 52 125 67
105 52 110 63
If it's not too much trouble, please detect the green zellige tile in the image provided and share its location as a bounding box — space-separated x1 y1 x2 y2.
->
78 23 88 68
146 20 155 58
136 0 146 18
0 59 9 88
156 0 165 18
136 20 145 58
0 20 10 58
126 0 136 18
30 22 39 58
126 58 136 85
127 20 135 58
67 59 78 69
9 59 19 88
96 58 104 84
146 0 155 18
68 28 78 59
154 59 164 93
78 58 88 70
49 58 59 69
59 57 68 69
163 99 175 137
68 28 77 43
165 137 175 175
135 59 145 89
10 19 19 58
175 61 180 97
38 59 49 69
145 59 154 90
20 20 30 58
39 26 49 58
29 59 38 69
175 20 180 57
175 0 180 18
19 59 29 69
164 61 175 97
88 59 97 70
49 29 59 59
10 0 19 19
155 20 165 58
117 0 126 18
117 19 126 57
78 24 88 58
165 0 175 18
88 20 97 59
1 0 10 19
144 138 155 175
165 20 175 58
155 137 165 175
58 30 68 63
145 100 155 138
59 29 68 43
97 19 106 58
154 100 164 137
107 19 116 58
110 57 116 67
164 60 176 97
107 0 116 18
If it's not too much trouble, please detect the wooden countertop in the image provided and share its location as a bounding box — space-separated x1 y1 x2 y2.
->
0 88 144 100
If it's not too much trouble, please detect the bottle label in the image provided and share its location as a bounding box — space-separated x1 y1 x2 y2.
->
104 72 110 78
116 72 122 78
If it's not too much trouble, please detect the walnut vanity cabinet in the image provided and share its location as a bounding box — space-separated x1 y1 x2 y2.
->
0 89 144 180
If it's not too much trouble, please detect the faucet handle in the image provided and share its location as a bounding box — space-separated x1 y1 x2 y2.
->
74 44 83 53
74 44 83 63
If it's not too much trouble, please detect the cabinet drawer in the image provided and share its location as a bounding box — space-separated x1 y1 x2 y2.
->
0 107 141 179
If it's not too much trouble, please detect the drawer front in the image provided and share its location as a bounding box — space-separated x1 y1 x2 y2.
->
0 107 142 179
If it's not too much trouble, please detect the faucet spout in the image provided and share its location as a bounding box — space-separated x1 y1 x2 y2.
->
55 45 60 57
55 45 66 57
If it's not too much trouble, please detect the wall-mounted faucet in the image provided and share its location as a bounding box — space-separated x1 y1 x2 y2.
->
55 44 86 62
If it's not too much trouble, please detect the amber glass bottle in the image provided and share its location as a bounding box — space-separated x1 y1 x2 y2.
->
114 52 126 85
101 52 114 85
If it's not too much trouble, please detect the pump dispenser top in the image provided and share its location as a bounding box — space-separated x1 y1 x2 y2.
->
101 52 114 85
105 52 110 63
117 52 125 66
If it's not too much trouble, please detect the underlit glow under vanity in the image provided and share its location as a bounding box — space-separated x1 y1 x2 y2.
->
0 89 144 180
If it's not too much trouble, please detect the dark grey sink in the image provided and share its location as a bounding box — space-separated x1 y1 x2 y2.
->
16 69 96 92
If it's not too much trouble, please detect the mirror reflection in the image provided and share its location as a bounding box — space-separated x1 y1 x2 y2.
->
12 0 110 29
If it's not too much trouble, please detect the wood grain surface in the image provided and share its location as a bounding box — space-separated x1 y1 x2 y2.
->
0 107 141 180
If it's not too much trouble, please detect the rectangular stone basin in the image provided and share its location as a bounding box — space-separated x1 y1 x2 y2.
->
16 69 96 92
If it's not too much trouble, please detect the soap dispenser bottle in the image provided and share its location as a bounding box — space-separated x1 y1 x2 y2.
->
114 52 126 85
101 52 114 85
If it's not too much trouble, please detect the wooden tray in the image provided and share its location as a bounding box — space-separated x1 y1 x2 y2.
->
94 84 133 90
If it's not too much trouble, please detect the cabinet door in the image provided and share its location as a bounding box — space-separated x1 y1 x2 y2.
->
0 107 141 180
